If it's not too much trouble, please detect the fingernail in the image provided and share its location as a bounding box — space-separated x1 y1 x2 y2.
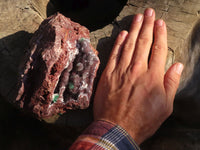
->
145 8 153 17
120 31 128 38
175 63 184 75
156 19 163 26
135 14 143 22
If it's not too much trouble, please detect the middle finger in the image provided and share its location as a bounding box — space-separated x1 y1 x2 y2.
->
131 8 155 71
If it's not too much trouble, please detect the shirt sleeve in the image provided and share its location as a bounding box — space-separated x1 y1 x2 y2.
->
69 120 140 150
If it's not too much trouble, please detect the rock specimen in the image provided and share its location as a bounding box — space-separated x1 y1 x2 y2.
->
16 13 100 120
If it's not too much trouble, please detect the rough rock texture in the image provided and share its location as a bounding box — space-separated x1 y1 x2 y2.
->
16 13 99 120
1 0 200 149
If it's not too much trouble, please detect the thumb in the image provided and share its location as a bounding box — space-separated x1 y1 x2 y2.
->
164 63 184 102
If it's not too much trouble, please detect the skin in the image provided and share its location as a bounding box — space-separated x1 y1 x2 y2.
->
93 8 184 145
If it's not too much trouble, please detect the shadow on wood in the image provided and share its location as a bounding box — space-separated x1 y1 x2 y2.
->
0 31 32 101
174 21 200 127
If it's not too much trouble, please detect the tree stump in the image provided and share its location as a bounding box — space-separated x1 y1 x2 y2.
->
90 0 200 126
1 0 200 149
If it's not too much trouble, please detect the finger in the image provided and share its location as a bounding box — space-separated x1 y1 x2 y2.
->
106 30 128 73
118 14 143 70
164 63 184 103
149 19 168 74
131 8 155 70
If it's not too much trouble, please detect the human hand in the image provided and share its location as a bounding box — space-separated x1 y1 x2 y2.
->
93 8 183 145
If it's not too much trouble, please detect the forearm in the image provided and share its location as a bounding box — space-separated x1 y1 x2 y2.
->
69 120 140 150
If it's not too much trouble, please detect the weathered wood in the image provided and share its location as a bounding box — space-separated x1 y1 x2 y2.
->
1 0 200 149
0 0 49 100
90 0 200 90
90 0 200 126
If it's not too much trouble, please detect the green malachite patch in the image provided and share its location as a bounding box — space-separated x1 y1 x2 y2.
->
68 82 74 90
79 37 85 42
52 93 59 103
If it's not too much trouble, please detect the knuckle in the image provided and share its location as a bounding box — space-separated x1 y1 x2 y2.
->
131 61 143 74
152 44 165 54
103 68 112 79
138 36 151 46
124 41 134 51
110 52 120 61
116 66 126 78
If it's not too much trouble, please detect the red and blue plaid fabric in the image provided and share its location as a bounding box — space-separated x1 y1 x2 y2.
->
69 120 140 150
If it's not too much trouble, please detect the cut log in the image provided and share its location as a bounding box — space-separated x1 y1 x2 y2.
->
90 0 200 126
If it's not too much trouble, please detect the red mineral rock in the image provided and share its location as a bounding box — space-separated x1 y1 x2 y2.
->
16 13 100 120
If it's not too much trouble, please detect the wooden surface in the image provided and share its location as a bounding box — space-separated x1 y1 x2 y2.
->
90 0 200 126
1 0 200 149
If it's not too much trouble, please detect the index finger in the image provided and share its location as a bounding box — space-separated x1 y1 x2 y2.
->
148 19 168 74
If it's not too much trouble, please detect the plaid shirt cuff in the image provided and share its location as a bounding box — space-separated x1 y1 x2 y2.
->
69 120 140 150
